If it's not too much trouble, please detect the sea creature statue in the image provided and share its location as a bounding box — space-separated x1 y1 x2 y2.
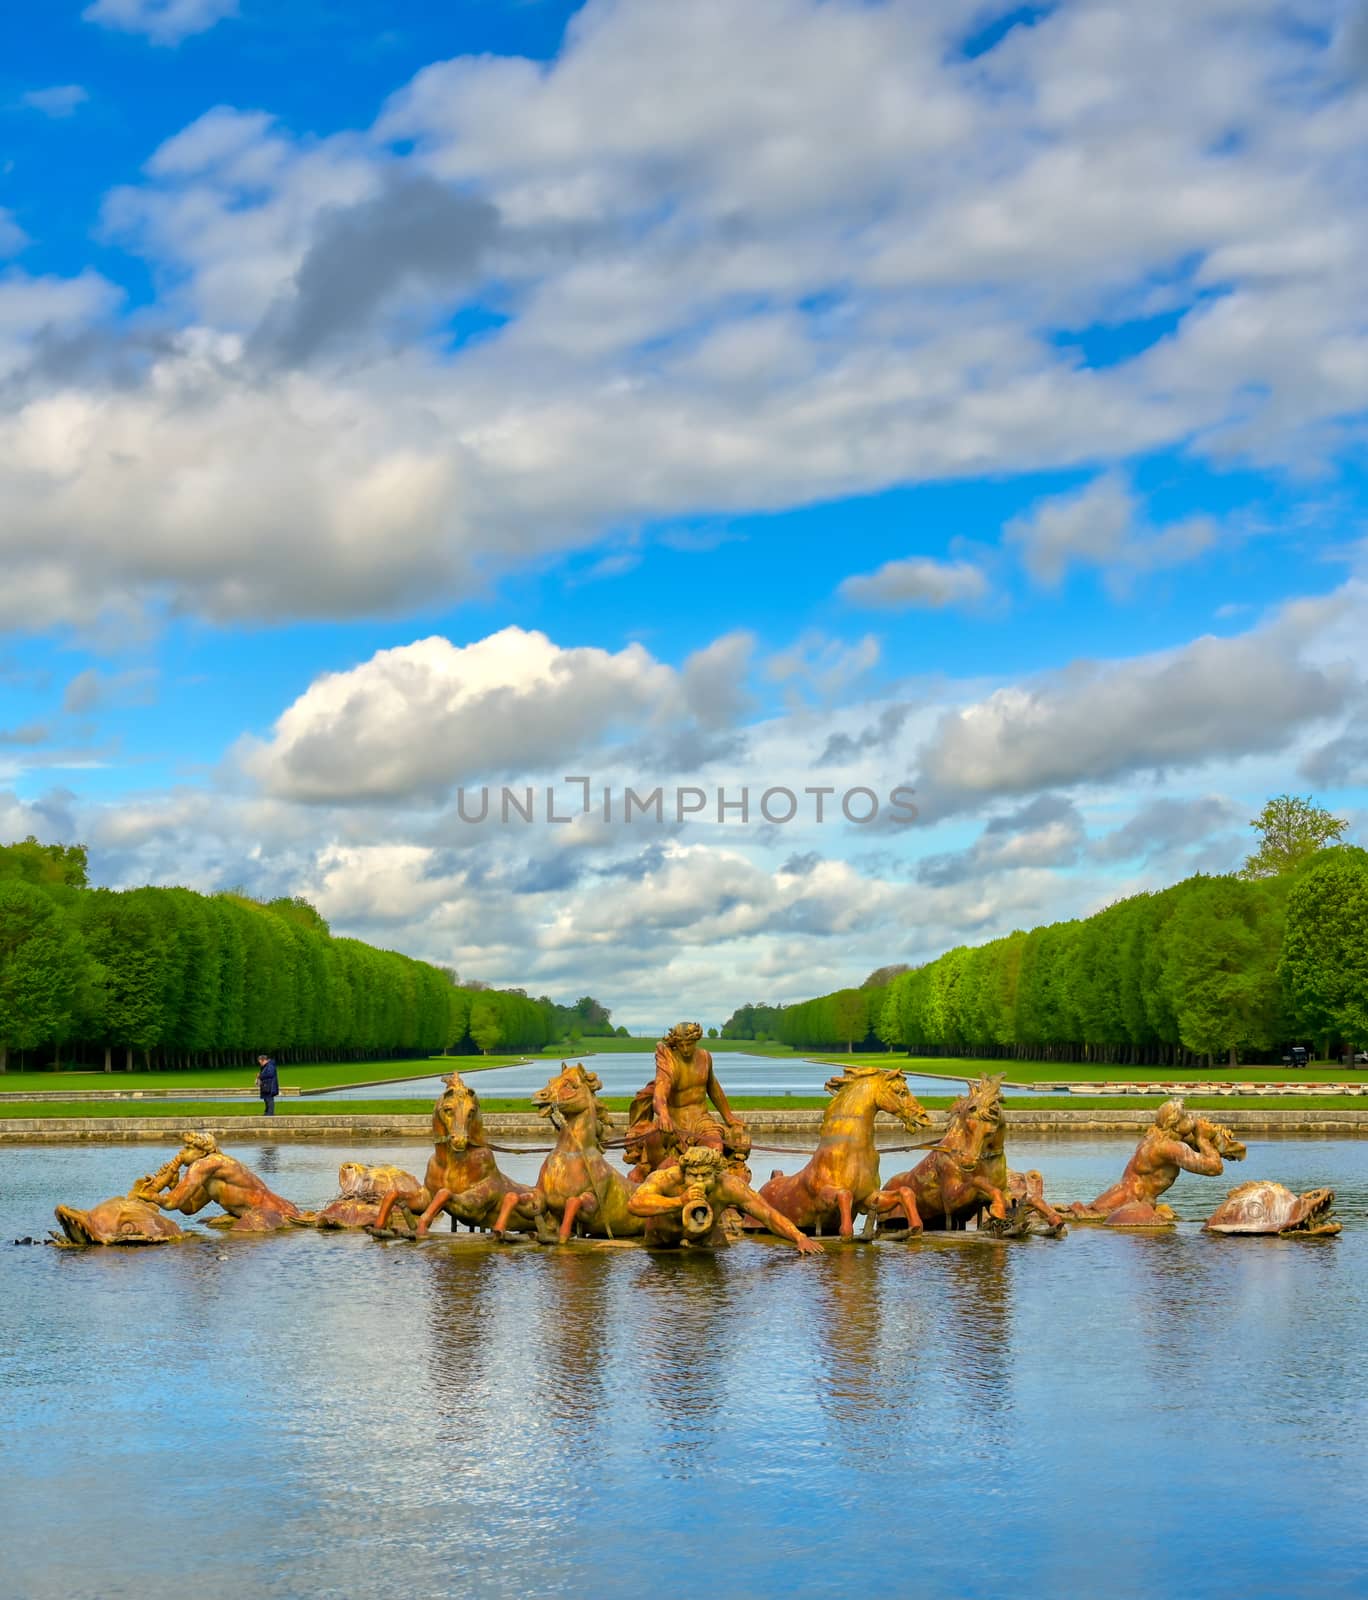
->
1203 1182 1340 1237
132 1131 305 1232
50 1192 186 1248
629 1145 823 1255
370 1073 548 1239
758 1066 931 1238
868 1075 1067 1236
312 1162 426 1229
1066 1099 1246 1227
531 1062 644 1243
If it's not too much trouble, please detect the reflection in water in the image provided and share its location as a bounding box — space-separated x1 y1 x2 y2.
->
2 1138 1367 1600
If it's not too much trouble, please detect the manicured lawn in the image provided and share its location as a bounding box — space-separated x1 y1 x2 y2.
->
2 1092 1364 1121
0 1055 532 1094
803 1051 1362 1085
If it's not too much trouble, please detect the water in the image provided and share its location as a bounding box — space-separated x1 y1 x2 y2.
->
4 1135 1366 1599
312 1051 1062 1101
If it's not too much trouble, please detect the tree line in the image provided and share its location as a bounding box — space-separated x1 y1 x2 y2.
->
0 838 615 1071
722 809 1367 1067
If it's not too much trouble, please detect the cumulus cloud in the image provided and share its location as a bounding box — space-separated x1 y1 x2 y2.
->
914 596 1356 815
918 795 1086 886
251 175 501 367
840 555 989 610
243 626 739 804
1005 474 1218 590
83 0 238 46
0 0 1356 629
1090 794 1244 864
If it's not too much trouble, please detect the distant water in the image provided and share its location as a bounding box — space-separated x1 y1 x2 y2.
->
313 1051 1062 1101
3 1136 1366 1599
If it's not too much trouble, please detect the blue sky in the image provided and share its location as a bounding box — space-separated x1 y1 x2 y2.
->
2 0 1367 1027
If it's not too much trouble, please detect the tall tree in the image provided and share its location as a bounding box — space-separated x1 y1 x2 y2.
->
1240 794 1348 879
0 881 86 1071
1279 847 1368 1052
470 998 504 1055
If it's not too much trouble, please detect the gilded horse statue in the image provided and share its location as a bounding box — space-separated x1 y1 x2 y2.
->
869 1075 1066 1236
531 1063 644 1243
370 1072 548 1239
758 1067 931 1237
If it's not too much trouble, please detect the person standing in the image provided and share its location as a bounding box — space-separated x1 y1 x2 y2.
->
255 1054 279 1117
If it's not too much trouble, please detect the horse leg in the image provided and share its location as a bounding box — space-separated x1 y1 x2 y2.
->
893 1186 923 1233
415 1188 452 1238
370 1187 426 1236
817 1186 855 1239
558 1193 587 1244
491 1188 523 1240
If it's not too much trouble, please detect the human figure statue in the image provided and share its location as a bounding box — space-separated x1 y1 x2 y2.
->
1068 1099 1246 1226
133 1131 305 1232
628 1145 823 1256
649 1021 749 1162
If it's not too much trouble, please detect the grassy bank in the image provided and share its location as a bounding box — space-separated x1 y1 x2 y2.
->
3 1093 1366 1120
804 1051 1362 1085
0 1055 545 1094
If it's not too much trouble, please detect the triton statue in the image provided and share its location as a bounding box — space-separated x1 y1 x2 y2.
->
1067 1099 1246 1226
629 1145 823 1255
133 1131 306 1232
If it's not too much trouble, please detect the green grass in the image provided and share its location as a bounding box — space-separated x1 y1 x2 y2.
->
3 1092 1365 1121
800 1051 1363 1085
0 1055 538 1094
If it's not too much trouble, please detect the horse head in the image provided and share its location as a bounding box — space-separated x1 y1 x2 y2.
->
823 1065 931 1135
436 1072 483 1151
940 1074 1005 1159
533 1062 609 1131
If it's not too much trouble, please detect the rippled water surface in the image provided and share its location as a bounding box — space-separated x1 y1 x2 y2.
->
4 1136 1366 1599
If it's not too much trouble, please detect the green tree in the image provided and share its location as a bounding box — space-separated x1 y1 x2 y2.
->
470 998 504 1054
1240 794 1348 879
706 1025 718 1038
0 881 86 1072
831 987 869 1052
0 836 89 891
1279 846 1368 1052
1160 876 1284 1066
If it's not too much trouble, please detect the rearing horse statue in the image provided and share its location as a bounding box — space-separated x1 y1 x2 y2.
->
531 1063 644 1243
370 1072 548 1239
868 1075 1066 1236
758 1067 932 1237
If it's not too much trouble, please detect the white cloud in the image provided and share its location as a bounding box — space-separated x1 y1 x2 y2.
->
83 0 238 46
914 591 1357 815
840 555 988 610
20 85 89 119
0 211 28 258
245 627 697 804
0 0 1352 630
1005 474 1218 590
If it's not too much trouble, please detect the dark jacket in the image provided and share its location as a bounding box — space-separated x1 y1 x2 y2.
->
256 1059 279 1096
